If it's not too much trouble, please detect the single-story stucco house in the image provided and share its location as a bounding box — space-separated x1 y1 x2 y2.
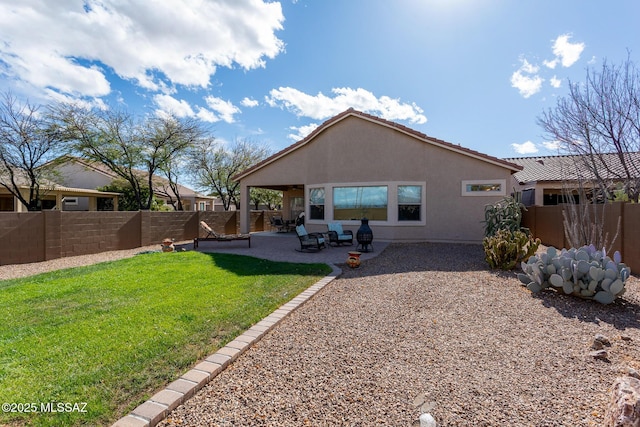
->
234 109 523 243
0 180 120 212
52 156 221 211
506 153 640 206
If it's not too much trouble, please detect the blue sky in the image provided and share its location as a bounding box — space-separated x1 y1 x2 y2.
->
0 0 638 160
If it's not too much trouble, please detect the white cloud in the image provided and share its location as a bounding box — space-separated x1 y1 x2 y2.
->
288 123 320 141
241 97 259 108
0 1 284 98
511 141 538 154
551 34 585 67
266 87 427 124
549 76 562 88
511 59 543 98
153 94 196 118
542 140 561 151
204 96 241 123
519 59 539 74
153 94 240 124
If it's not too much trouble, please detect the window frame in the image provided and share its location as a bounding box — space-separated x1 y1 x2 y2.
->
461 179 506 197
332 185 388 221
305 182 426 226
397 184 422 222
308 187 325 220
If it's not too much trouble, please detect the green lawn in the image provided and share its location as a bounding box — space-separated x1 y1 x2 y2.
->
0 251 330 426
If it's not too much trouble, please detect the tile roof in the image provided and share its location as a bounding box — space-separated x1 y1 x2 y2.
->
56 156 214 199
505 153 640 183
234 108 522 180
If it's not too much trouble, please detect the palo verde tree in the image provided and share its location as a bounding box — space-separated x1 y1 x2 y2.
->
53 104 207 210
189 138 270 211
538 54 640 202
0 93 66 210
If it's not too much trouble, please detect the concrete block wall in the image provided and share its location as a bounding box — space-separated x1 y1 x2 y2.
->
58 212 142 259
142 211 199 246
0 210 278 266
0 212 46 265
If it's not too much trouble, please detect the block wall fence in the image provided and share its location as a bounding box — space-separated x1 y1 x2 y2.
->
0 210 277 266
521 202 640 273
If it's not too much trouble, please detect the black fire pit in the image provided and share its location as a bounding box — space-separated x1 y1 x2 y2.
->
356 218 373 252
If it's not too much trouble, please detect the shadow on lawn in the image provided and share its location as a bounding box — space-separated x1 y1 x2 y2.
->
184 250 331 277
531 289 640 330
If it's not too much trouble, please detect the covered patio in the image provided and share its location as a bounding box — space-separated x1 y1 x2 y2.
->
188 231 389 264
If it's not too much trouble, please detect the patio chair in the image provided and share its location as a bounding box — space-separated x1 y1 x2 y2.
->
268 215 278 232
272 216 289 233
194 221 251 248
295 224 326 251
326 222 353 246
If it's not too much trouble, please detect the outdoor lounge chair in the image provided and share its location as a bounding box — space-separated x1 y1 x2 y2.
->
295 224 326 251
194 221 251 248
326 222 353 246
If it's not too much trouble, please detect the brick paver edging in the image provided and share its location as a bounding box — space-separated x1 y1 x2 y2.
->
111 264 342 427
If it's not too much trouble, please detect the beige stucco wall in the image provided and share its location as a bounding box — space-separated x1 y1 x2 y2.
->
57 162 112 189
241 115 515 242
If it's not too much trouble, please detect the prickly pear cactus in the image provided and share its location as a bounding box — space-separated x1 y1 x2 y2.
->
483 229 540 270
519 244 630 304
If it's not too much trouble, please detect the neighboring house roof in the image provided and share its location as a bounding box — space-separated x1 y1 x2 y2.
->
234 108 523 180
53 156 215 200
1 167 118 197
505 153 640 183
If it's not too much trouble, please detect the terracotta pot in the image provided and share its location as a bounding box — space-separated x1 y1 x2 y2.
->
161 238 175 252
347 251 362 268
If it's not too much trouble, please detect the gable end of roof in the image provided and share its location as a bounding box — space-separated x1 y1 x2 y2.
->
234 109 522 180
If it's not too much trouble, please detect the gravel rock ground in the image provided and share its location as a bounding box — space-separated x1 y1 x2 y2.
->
157 243 640 427
2 242 638 426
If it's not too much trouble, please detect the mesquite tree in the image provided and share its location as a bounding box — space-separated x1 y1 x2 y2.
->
53 103 206 210
538 55 640 202
0 93 66 210
189 138 270 211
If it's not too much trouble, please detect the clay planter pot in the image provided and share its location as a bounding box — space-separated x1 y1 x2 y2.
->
347 251 362 268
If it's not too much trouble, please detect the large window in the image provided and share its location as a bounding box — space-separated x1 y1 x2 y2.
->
398 185 421 221
333 186 388 220
309 188 325 220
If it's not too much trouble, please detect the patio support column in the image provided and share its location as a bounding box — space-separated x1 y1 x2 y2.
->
239 183 251 234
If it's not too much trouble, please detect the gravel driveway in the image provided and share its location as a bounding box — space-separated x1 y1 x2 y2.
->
156 243 640 426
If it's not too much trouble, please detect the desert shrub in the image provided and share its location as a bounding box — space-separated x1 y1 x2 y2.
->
483 229 540 270
482 195 538 270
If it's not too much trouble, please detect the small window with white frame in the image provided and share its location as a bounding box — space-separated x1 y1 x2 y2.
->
461 179 506 196
62 197 78 206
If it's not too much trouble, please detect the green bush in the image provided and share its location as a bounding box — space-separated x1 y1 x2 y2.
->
483 229 540 270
